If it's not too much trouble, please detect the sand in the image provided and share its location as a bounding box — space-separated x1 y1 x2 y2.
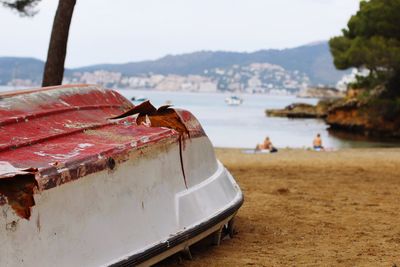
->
160 148 400 266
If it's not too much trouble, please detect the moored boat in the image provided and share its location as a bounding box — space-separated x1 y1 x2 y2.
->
131 95 148 102
225 95 243 106
0 84 243 267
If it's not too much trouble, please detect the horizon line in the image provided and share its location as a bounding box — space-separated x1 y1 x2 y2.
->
0 40 328 69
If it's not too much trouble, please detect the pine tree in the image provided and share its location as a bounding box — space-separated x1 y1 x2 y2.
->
2 0 76 87
329 0 400 94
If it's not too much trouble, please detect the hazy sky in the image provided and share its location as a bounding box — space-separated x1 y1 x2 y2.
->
0 0 360 67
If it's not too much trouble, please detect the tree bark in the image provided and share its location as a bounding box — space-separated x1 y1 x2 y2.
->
42 0 76 87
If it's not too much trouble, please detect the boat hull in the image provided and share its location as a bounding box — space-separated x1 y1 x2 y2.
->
0 135 243 267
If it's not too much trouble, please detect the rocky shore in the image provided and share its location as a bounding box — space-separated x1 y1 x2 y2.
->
266 99 337 119
266 87 400 138
327 98 400 137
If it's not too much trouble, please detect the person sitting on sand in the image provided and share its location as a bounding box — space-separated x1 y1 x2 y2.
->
256 136 278 153
313 133 324 151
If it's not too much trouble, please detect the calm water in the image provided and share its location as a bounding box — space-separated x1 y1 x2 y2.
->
117 89 400 149
1 86 398 148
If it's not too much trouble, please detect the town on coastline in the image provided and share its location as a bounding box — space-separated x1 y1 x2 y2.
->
6 62 354 96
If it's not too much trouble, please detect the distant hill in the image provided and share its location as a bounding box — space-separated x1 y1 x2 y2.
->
76 42 346 86
0 42 348 86
0 57 44 85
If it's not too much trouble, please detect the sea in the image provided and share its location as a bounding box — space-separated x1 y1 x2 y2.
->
1 86 399 149
118 89 400 149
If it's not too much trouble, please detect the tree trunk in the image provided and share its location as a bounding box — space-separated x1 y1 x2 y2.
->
42 0 76 87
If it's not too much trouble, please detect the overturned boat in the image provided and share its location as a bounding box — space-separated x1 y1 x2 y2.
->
0 85 243 267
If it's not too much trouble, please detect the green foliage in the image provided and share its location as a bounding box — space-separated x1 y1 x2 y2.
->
348 72 386 89
1 0 41 16
386 69 400 96
330 36 400 72
329 0 400 91
357 88 371 102
345 0 400 40
367 97 400 120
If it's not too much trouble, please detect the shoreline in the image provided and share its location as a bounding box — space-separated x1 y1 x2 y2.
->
213 145 400 150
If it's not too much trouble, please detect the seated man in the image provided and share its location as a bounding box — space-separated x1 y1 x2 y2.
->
256 136 278 153
313 133 324 151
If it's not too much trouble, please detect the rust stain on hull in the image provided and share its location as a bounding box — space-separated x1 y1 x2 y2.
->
0 173 38 219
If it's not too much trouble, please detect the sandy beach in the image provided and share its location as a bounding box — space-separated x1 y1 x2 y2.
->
160 147 400 266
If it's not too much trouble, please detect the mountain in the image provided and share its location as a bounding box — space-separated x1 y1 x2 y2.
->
0 57 44 85
0 42 348 86
75 42 346 86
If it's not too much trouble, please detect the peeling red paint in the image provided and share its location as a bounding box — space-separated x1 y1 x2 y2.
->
0 85 206 219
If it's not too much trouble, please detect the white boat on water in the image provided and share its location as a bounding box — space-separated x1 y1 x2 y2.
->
0 84 243 267
225 95 243 106
131 95 148 102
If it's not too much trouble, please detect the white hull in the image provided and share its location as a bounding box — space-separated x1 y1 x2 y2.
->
225 96 243 106
0 136 243 267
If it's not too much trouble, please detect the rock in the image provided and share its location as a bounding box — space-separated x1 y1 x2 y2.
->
326 98 400 137
266 99 339 119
